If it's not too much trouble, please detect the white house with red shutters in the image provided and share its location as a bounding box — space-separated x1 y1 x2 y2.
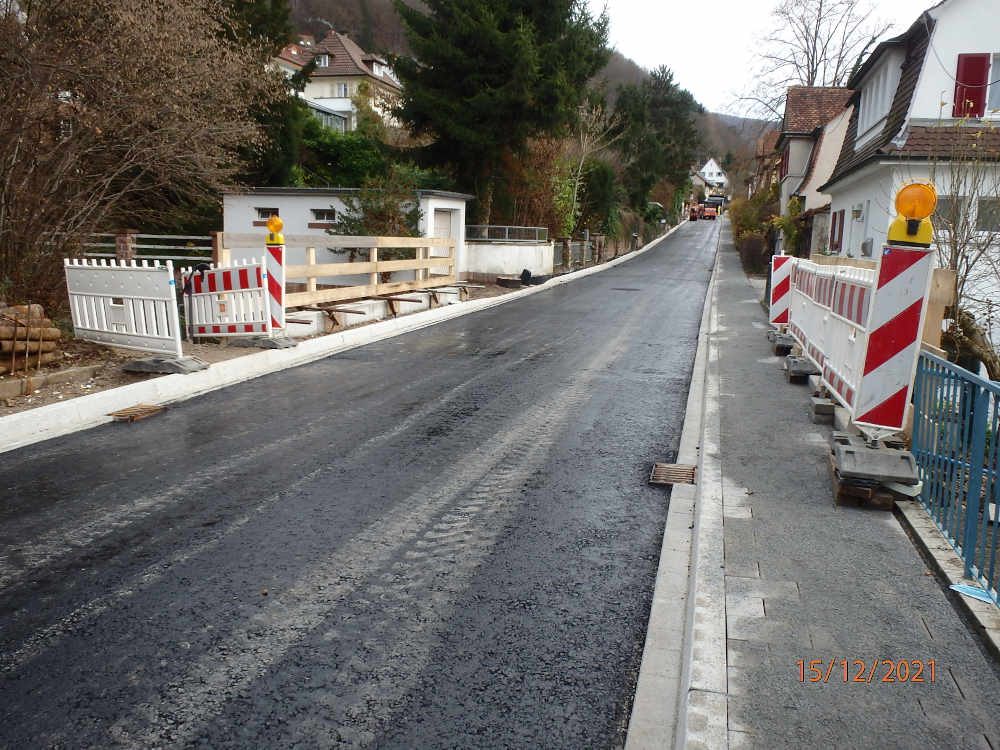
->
820 0 1000 260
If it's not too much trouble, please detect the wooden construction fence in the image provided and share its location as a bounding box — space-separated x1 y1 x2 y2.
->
218 233 456 308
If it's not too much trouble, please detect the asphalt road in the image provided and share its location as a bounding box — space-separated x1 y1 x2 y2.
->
0 219 718 749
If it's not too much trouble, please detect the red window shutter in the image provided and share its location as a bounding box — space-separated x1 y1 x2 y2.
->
953 53 991 117
829 212 838 250
837 210 845 250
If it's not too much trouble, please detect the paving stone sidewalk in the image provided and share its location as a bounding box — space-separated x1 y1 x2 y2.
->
713 231 1000 748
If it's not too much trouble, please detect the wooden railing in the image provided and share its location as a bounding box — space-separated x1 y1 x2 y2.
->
218 233 456 307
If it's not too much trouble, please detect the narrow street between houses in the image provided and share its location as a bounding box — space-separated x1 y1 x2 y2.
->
0 221 717 749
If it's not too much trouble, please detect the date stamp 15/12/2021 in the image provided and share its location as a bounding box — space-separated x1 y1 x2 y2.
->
797 659 936 684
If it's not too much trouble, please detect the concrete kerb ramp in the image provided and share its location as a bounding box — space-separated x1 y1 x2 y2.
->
1 226 686 454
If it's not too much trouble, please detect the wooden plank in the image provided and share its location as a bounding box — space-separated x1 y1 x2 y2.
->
286 284 378 307
809 254 877 270
375 276 456 295
928 268 956 305
286 262 376 278
305 247 316 293
376 257 441 272
376 236 453 248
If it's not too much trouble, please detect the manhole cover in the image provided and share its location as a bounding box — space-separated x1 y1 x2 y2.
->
108 404 167 423
649 463 697 486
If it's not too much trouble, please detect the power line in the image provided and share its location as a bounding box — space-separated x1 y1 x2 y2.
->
922 14 1000 90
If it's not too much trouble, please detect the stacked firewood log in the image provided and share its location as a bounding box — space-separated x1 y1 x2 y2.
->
0 304 63 375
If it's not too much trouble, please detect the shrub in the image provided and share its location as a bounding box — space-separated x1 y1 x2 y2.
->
736 231 769 273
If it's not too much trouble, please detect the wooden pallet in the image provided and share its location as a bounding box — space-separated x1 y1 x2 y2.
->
828 452 895 511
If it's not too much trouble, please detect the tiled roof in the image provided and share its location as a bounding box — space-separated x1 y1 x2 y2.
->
821 16 932 189
782 87 852 134
897 126 1000 157
306 31 401 90
277 43 307 68
756 131 779 156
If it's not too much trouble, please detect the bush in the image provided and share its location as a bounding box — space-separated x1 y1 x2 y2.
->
736 231 769 273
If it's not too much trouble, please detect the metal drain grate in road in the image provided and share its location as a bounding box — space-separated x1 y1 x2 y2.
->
108 404 167 423
649 463 697 486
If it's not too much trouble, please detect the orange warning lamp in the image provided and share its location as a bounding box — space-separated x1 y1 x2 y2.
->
888 182 935 246
265 214 284 245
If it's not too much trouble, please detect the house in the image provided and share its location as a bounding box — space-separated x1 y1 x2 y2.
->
748 131 780 197
299 31 403 132
792 104 854 253
274 39 349 133
689 171 710 201
820 0 1000 260
698 158 729 193
775 87 853 221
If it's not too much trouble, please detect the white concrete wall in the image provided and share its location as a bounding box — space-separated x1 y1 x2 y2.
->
464 241 554 280
419 196 467 274
911 0 1000 122
828 163 898 257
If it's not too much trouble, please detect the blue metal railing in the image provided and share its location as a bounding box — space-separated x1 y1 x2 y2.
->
912 352 1000 604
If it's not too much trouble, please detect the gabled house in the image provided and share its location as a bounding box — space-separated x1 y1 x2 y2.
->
300 31 402 132
793 105 854 253
274 39 349 133
775 87 853 221
698 158 728 193
820 0 1000 259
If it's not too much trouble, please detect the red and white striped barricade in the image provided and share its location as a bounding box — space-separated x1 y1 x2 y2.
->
182 259 271 338
785 247 932 435
852 245 934 432
769 255 797 325
65 258 183 357
265 238 285 332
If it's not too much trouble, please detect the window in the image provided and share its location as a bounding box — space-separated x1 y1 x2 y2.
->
311 208 336 222
829 209 845 252
857 62 896 138
933 195 964 229
255 207 279 220
316 54 329 67
976 198 1000 232
337 83 349 97
953 53 992 117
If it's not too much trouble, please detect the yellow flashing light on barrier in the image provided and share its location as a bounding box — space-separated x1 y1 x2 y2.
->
887 181 935 246
265 214 284 245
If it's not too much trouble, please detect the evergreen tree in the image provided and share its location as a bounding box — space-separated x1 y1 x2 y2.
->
390 0 609 220
616 66 702 209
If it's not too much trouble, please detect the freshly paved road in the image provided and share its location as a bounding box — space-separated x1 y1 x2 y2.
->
0 220 717 749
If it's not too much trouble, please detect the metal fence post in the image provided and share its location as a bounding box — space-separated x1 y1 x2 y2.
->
962 385 989 577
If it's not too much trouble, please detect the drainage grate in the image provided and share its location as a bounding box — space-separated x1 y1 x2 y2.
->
108 404 167 423
649 463 697 486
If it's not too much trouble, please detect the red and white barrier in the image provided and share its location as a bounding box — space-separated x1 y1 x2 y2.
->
265 240 285 331
769 255 796 325
853 246 934 431
182 259 271 337
785 246 932 435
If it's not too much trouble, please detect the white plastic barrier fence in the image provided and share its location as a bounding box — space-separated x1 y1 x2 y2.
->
64 258 183 357
181 259 271 338
786 245 933 434
788 261 875 412
769 255 796 325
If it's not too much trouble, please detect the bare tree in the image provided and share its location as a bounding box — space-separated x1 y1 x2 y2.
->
741 0 890 118
0 0 283 310
566 91 623 235
925 126 1000 379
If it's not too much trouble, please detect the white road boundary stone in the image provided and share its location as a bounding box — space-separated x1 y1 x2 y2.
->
1 225 685 454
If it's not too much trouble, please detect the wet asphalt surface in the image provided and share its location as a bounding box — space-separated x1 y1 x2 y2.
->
0 220 718 749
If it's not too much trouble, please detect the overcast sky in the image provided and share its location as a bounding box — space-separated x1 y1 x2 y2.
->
587 0 930 114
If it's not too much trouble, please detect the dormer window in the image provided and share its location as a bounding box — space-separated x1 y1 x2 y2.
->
316 54 329 68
